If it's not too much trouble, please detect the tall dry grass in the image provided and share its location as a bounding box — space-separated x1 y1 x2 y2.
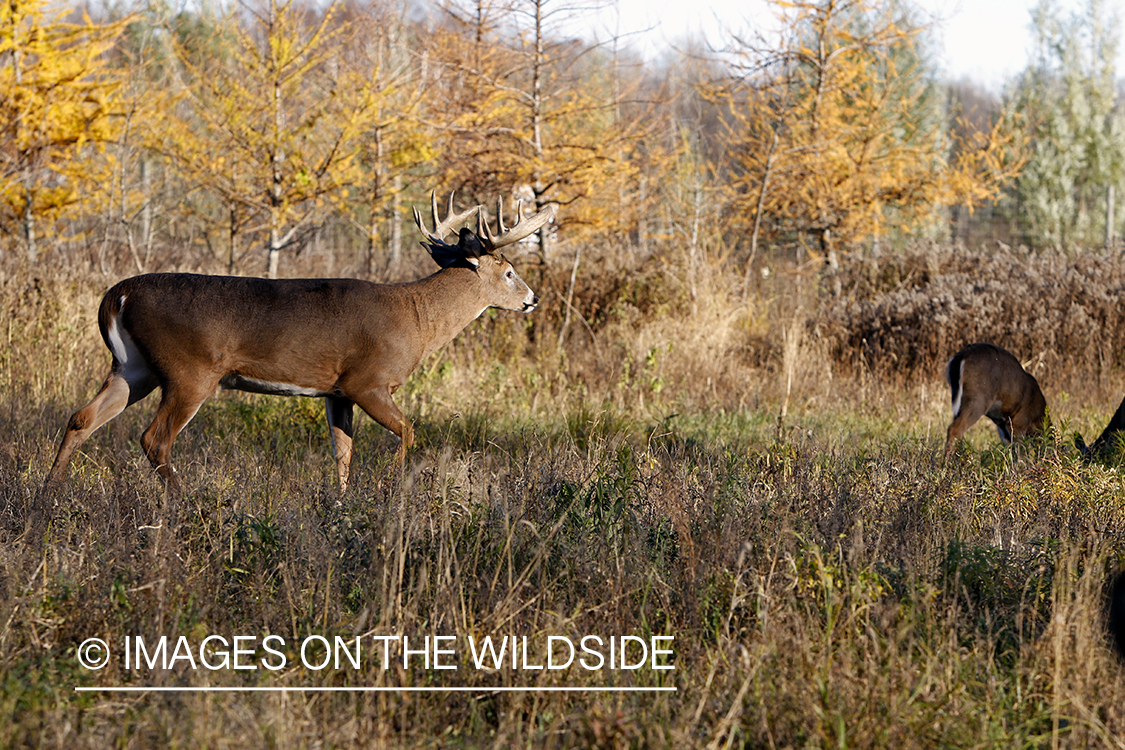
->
3 245 1125 747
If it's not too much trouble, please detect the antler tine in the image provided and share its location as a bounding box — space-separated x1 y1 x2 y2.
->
496 196 508 234
430 190 442 234
446 192 457 227
411 190 443 245
476 204 494 245
478 199 557 252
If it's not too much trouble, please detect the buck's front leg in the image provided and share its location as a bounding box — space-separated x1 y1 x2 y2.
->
353 387 414 464
325 396 355 492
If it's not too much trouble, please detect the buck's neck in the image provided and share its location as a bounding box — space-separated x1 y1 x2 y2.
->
406 267 494 361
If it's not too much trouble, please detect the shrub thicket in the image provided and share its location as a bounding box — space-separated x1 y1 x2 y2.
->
819 243 1125 384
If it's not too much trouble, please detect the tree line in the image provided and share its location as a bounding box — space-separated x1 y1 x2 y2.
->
1 0 1123 280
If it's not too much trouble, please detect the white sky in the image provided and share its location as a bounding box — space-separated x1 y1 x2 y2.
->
580 0 1122 91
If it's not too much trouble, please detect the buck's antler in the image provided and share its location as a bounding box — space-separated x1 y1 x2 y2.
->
476 196 557 252
412 191 481 248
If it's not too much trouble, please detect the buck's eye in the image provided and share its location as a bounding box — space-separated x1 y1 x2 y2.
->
506 269 514 279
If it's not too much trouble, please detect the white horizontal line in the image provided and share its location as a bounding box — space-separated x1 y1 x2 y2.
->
75 686 676 693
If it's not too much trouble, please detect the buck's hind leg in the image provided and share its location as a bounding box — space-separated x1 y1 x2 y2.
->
325 396 355 492
42 369 157 491
944 399 988 459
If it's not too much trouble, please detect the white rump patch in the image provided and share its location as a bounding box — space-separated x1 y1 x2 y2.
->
105 300 130 365
950 360 965 417
107 301 153 387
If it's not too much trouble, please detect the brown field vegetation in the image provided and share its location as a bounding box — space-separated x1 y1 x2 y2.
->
820 243 1125 383
5 243 1125 748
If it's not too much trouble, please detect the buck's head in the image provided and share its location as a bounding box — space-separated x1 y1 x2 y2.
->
414 192 552 314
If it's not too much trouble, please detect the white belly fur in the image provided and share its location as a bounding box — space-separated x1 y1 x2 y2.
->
220 373 330 398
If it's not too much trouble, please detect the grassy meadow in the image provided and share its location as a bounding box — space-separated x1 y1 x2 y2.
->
5 245 1125 748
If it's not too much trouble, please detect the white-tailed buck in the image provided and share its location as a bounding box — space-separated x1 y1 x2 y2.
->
944 342 1046 458
42 192 554 495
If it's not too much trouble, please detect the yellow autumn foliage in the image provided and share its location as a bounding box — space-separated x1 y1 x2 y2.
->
714 0 1027 255
0 0 126 257
155 0 392 277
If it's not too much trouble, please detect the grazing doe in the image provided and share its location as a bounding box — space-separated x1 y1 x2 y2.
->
42 192 554 495
944 342 1046 458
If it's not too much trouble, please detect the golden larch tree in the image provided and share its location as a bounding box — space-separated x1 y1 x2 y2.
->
0 0 126 261
427 0 657 266
158 0 386 278
713 0 1025 265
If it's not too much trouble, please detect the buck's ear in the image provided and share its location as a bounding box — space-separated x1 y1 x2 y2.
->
426 244 461 268
427 227 486 269
457 227 484 266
